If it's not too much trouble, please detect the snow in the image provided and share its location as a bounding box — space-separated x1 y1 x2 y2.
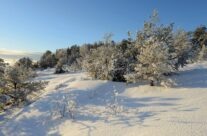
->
1 62 207 136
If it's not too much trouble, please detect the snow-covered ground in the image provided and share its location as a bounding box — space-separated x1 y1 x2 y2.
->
1 62 207 136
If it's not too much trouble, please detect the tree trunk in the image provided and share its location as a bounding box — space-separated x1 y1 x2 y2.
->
14 82 17 90
150 80 154 86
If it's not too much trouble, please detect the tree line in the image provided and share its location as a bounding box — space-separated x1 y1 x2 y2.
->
37 11 207 86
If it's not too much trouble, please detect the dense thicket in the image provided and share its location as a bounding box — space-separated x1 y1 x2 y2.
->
37 11 207 86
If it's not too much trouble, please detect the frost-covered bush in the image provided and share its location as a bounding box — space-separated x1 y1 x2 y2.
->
83 37 138 82
0 59 8 111
0 58 47 109
55 58 67 74
51 95 77 119
0 58 7 89
171 30 192 70
15 57 33 69
110 39 137 82
66 45 80 66
135 38 173 86
106 87 123 115
83 45 114 80
191 26 207 61
125 11 174 86
3 65 47 105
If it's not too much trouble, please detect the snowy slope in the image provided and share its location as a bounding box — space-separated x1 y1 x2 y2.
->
1 62 207 136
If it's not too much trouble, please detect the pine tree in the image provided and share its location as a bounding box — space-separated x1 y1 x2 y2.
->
135 38 172 86
192 26 207 60
171 30 192 69
111 38 137 82
131 10 174 86
4 65 47 104
39 50 57 69
0 58 7 91
15 57 33 69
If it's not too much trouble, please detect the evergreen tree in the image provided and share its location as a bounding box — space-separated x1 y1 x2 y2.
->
131 10 174 86
4 65 47 104
15 57 33 69
39 50 57 69
0 58 7 91
192 26 207 60
55 49 67 73
111 39 137 82
171 30 192 69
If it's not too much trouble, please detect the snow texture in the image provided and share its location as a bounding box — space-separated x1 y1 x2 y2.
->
1 62 207 136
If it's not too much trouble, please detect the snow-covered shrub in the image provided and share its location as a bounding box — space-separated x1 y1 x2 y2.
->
0 58 47 109
191 26 207 61
106 87 123 115
55 83 65 90
83 37 138 82
66 45 80 66
52 95 77 120
0 59 8 111
15 57 33 69
83 45 114 80
135 38 173 86
110 39 137 82
68 99 77 119
170 30 192 70
55 49 67 74
3 65 47 105
110 53 127 81
0 58 7 88
55 58 66 74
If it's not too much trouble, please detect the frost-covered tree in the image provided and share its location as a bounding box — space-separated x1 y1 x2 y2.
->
39 50 57 69
15 57 33 69
130 10 174 86
55 58 67 74
0 59 8 111
135 38 173 86
4 65 47 104
66 45 80 65
83 45 114 80
55 49 67 74
0 58 7 91
110 52 127 81
0 58 6 80
64 45 81 71
111 38 137 81
83 34 117 80
192 26 207 60
56 49 67 61
83 32 138 82
171 30 192 69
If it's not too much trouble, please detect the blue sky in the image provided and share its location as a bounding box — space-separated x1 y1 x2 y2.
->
0 0 207 52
